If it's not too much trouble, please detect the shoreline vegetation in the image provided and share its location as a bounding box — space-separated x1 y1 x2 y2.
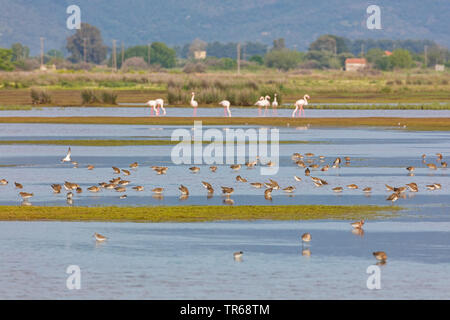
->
0 70 449 107
0 139 321 146
0 205 401 222
0 116 449 131
2 103 450 111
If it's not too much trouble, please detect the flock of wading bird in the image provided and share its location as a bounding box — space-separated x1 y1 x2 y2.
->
1 148 445 264
146 93 310 117
0 148 446 206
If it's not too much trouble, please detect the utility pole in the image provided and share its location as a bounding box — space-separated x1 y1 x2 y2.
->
83 38 87 63
361 43 365 57
147 43 151 65
237 43 241 74
424 45 428 68
112 40 117 72
121 41 125 67
40 37 45 67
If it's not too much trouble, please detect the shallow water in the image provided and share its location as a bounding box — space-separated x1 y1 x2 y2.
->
0 124 448 210
0 220 449 299
1 119 449 299
1 107 450 118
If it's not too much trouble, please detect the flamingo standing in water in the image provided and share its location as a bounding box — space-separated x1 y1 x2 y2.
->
272 93 278 115
190 92 198 116
155 98 166 116
262 95 271 116
292 94 310 118
147 100 157 116
219 100 231 117
255 96 264 116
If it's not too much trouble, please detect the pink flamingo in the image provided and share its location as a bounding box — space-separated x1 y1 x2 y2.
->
147 100 157 116
155 98 166 116
272 93 278 116
190 92 198 117
255 96 264 116
219 100 231 117
262 95 271 116
292 94 310 118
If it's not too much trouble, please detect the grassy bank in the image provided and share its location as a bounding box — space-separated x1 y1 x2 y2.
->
0 205 401 222
0 116 449 131
0 139 319 146
0 70 449 107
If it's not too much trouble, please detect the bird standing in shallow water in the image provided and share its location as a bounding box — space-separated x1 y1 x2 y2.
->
94 233 107 242
301 233 311 247
351 220 364 229
373 251 387 262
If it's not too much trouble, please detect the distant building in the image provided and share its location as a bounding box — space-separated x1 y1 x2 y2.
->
193 50 207 60
345 58 367 71
384 50 393 56
435 64 445 71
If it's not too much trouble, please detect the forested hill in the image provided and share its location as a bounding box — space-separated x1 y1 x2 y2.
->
0 0 449 54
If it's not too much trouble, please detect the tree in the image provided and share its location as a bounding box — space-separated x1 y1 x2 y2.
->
150 42 176 68
426 45 449 67
11 43 30 61
114 43 176 69
264 49 303 71
249 55 264 65
309 35 349 54
365 48 385 63
188 38 207 58
272 38 286 50
66 23 107 64
0 48 14 71
389 49 413 69
121 57 148 71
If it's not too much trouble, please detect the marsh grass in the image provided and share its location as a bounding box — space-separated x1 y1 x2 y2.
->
0 116 448 131
0 205 402 222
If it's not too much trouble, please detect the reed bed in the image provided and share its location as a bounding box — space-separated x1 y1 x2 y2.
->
0 205 401 222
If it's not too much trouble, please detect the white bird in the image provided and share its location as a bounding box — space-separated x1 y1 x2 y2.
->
254 96 265 107
219 100 231 117
61 147 72 162
190 92 198 108
292 94 310 118
147 100 158 115
272 94 278 108
155 98 166 116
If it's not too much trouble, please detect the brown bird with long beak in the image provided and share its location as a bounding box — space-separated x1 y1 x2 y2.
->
179 185 189 196
351 220 365 229
112 166 121 174
51 184 62 193
221 187 234 196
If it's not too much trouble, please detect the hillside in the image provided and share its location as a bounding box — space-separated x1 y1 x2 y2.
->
0 0 449 54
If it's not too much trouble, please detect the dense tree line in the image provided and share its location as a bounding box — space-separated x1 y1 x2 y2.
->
0 23 448 72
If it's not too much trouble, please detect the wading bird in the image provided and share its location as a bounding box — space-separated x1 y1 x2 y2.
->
190 92 198 116
61 147 72 163
219 100 232 117
292 94 310 118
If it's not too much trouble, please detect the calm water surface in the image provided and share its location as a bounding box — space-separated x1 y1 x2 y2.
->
0 116 449 299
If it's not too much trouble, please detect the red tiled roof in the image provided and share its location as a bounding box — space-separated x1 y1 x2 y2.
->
345 58 367 64
384 51 393 56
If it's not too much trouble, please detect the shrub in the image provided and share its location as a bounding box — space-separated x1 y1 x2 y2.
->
30 88 52 104
101 91 118 104
81 90 99 104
